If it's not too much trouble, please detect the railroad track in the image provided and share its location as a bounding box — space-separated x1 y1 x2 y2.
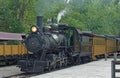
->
1 61 90 78
3 65 72 78
4 69 61 78
3 73 36 78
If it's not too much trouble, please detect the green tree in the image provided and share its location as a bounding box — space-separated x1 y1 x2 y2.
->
0 0 36 33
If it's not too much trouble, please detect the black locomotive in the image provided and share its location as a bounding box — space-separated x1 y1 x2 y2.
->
18 16 92 73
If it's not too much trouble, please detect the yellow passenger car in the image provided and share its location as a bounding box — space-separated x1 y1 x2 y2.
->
0 32 27 65
92 34 106 60
0 44 27 56
106 36 117 54
0 41 27 65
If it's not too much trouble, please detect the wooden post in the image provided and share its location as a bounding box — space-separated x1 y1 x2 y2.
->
114 53 117 61
105 53 107 61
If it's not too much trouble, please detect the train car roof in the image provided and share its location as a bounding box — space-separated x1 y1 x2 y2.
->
81 31 93 36
116 38 120 41
0 32 25 41
76 29 82 34
77 30 105 37
93 34 106 38
105 35 117 40
76 29 92 35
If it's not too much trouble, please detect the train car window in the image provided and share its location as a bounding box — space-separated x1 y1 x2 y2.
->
82 36 91 43
0 41 6 45
64 28 74 46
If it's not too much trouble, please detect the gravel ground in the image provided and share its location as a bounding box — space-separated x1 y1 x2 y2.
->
0 65 22 78
31 58 115 78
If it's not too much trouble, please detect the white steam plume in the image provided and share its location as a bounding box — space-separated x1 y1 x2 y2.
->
57 8 67 23
65 0 70 4
57 0 71 23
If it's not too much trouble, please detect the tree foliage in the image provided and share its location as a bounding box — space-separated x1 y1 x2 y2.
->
61 0 120 35
0 0 120 36
0 0 36 33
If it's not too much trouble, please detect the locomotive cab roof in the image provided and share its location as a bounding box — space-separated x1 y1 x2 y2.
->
78 31 104 37
58 24 70 30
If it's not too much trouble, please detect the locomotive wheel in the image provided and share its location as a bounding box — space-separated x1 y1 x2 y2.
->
56 61 62 69
64 59 67 67
81 56 91 63
46 54 57 69
48 62 52 71
81 57 85 64
48 67 52 71
76 55 81 65
52 63 56 70
56 62 59 68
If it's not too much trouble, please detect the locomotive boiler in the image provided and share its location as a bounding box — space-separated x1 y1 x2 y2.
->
25 27 66 53
25 16 66 53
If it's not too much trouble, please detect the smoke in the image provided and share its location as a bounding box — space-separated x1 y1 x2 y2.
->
35 0 72 23
35 0 65 16
57 0 71 23
57 8 67 23
65 0 70 4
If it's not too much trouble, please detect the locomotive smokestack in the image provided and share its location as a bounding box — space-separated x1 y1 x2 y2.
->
37 16 43 33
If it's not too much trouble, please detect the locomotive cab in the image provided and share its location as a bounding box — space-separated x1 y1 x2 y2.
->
58 25 80 52
58 25 92 63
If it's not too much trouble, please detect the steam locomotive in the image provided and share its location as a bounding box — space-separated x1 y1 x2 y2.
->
18 16 120 73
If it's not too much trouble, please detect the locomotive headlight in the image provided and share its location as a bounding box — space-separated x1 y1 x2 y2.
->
31 26 37 32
